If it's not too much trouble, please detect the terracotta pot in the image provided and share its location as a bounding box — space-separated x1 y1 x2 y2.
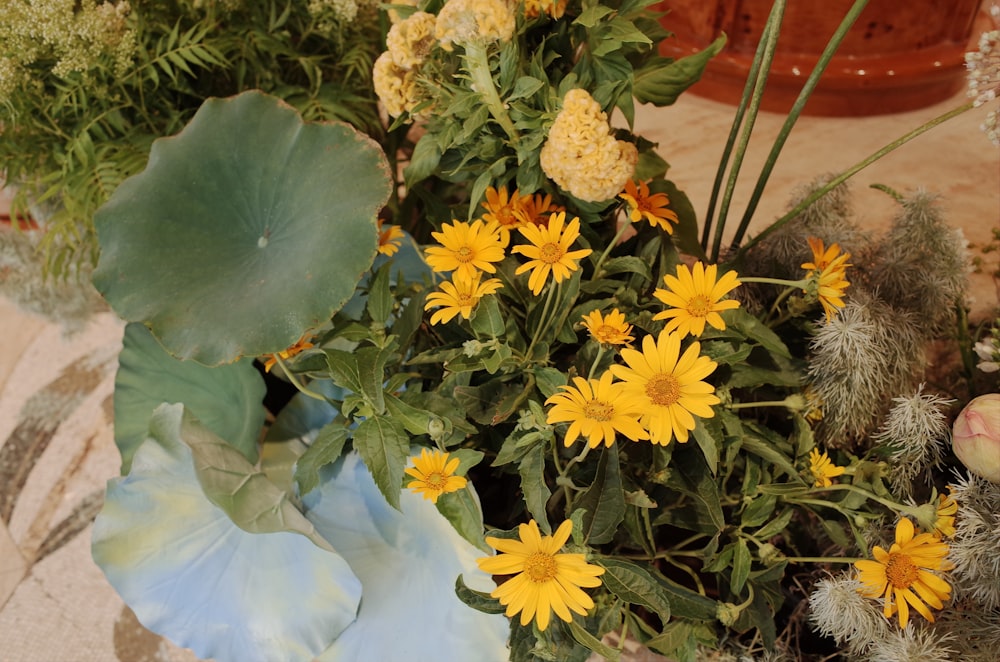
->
658 0 990 116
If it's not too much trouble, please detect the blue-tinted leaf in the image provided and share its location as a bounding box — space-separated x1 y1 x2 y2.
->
305 452 509 661
92 404 361 662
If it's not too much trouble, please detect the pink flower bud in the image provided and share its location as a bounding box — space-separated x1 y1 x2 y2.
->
952 394 1000 483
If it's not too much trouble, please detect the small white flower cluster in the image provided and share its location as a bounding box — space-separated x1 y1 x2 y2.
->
966 10 1000 146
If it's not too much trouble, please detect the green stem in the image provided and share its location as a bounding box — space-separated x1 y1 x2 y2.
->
784 556 862 564
525 282 558 360
587 346 607 381
463 42 520 146
593 217 635 278
729 399 796 410
740 275 807 288
710 0 786 262
273 354 327 402
701 0 781 252
727 0 871 252
735 101 974 259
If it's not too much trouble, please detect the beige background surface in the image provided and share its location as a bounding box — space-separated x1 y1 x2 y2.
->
0 82 997 661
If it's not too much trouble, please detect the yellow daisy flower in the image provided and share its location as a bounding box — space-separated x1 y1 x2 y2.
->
424 219 505 279
481 185 526 246
376 219 405 256
514 191 564 227
424 271 503 325
544 372 649 447
808 447 845 487
404 448 468 503
652 262 742 338
511 211 593 295
619 180 679 233
581 308 634 346
609 329 720 446
854 518 953 629
802 237 851 322
933 489 957 539
262 334 314 373
476 519 605 631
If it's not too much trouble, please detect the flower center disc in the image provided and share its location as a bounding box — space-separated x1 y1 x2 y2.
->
424 471 447 490
456 246 475 262
539 243 563 264
688 294 712 317
885 552 919 589
456 293 475 306
646 373 680 406
524 552 558 583
583 400 615 422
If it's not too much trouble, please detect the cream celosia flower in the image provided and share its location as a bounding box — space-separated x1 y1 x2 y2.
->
372 51 426 118
385 11 437 69
435 0 516 51
539 89 638 202
476 519 605 631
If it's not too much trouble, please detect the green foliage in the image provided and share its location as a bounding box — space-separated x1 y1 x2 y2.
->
0 0 384 276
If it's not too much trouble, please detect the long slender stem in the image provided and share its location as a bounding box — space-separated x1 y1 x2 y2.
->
701 5 778 252
784 556 862 564
710 0 787 262
593 216 635 278
727 0 871 252
463 42 520 146
273 355 327 401
735 101 974 260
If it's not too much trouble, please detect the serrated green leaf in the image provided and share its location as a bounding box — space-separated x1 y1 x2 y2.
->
569 620 620 661
352 415 409 510
730 538 751 595
471 294 505 337
517 444 551 534
576 447 625 545
437 487 490 552
633 36 727 107
366 262 393 326
594 558 671 623
294 424 349 496
384 392 436 437
454 575 505 614
754 507 795 540
532 366 567 399
691 417 721 476
177 407 334 552
598 256 652 279
740 493 777 528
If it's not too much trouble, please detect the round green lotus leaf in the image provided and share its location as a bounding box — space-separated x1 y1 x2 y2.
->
93 91 392 366
114 322 266 475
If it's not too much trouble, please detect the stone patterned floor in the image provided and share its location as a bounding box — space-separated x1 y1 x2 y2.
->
0 84 997 660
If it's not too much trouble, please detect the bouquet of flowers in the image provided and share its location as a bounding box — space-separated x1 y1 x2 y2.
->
80 0 1000 660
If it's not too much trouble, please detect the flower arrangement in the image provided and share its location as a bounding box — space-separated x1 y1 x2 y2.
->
55 0 1000 660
